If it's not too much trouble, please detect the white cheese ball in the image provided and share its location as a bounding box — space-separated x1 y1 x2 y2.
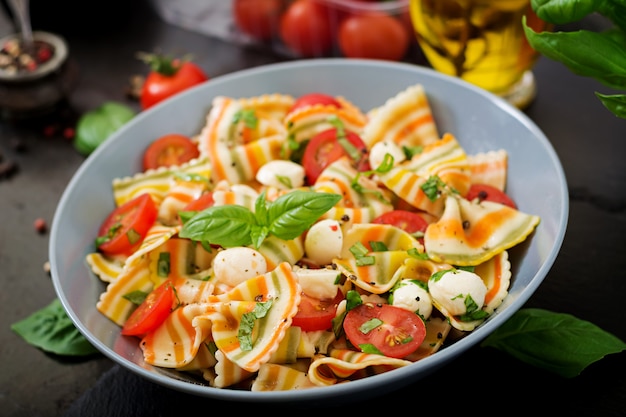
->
391 280 432 319
304 219 343 265
429 269 487 316
294 267 341 300
369 140 406 170
255 159 305 190
212 247 267 287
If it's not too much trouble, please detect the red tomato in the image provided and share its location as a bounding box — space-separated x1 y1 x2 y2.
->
343 303 426 358
139 53 209 110
233 0 285 41
181 192 214 213
142 134 200 171
288 93 342 114
292 289 344 331
96 193 158 255
338 14 410 60
302 127 371 184
371 210 429 234
280 0 333 57
121 280 176 336
465 183 517 209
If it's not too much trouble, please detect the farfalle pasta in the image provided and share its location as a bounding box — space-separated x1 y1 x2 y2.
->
87 84 540 391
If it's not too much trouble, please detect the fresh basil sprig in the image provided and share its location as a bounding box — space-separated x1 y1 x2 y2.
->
481 308 626 377
179 190 341 249
523 0 626 118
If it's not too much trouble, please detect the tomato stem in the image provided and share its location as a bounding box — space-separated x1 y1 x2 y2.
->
136 51 192 76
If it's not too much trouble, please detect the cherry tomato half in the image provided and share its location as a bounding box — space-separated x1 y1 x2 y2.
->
233 0 285 41
181 192 215 213
121 279 176 336
302 127 370 184
292 289 344 331
96 193 158 256
371 210 429 235
465 183 517 209
288 93 342 114
280 0 333 57
343 303 426 358
142 134 200 171
140 54 209 110
338 14 410 61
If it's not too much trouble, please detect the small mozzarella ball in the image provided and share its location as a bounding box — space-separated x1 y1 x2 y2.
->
391 280 432 319
369 140 406 170
212 247 267 287
294 267 341 299
256 160 305 190
429 269 487 316
304 219 343 265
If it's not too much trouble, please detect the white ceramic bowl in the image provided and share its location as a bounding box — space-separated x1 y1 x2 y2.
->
50 59 568 405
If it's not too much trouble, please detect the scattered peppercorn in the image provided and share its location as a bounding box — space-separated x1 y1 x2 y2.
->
34 218 47 234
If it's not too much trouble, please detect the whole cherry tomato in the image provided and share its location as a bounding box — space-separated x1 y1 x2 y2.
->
233 0 286 41
138 52 209 110
280 0 333 57
338 13 410 60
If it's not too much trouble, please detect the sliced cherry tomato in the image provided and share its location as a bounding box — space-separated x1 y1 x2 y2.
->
343 303 426 358
371 210 429 234
338 13 410 61
280 0 333 57
233 0 286 41
465 183 517 209
121 279 176 336
139 53 209 110
302 127 370 184
96 193 158 256
181 192 214 213
142 134 200 171
292 289 344 331
288 93 342 114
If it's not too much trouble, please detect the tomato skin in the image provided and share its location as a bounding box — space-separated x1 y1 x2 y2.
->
371 210 429 234
338 14 409 60
142 134 200 171
121 280 176 336
181 192 214 213
233 0 285 41
302 128 370 184
288 93 342 114
280 0 333 57
292 289 344 331
140 60 208 110
466 183 517 209
343 303 426 358
96 193 158 256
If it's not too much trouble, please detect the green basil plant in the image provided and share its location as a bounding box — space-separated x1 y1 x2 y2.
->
523 0 626 119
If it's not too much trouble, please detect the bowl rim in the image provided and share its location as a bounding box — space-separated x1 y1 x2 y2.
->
50 58 569 404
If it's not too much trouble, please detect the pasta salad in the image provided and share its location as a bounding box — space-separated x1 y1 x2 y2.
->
86 83 540 391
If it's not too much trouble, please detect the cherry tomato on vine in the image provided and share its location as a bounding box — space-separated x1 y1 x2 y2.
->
280 0 333 57
142 133 200 171
338 13 410 61
121 279 176 336
302 127 370 184
465 183 517 209
343 303 426 358
138 52 209 110
288 93 342 114
233 0 285 41
292 289 344 331
96 193 158 256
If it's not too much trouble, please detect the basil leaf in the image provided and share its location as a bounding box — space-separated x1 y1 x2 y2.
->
267 190 341 240
179 204 256 247
481 308 626 378
73 101 136 156
596 92 626 119
11 298 100 356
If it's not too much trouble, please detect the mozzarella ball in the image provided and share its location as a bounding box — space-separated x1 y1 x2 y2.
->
256 160 305 190
212 247 267 287
369 140 406 170
391 280 432 319
429 269 487 316
304 219 343 265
